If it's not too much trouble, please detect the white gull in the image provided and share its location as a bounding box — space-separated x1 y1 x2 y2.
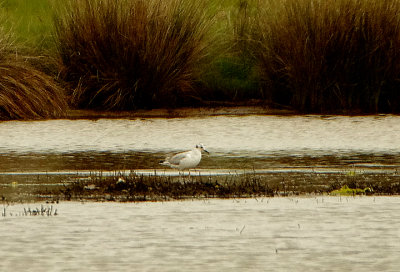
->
160 144 209 170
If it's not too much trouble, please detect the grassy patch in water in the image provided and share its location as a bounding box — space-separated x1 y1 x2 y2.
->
330 185 372 196
1 204 58 217
0 171 395 202
53 173 277 202
2 170 400 203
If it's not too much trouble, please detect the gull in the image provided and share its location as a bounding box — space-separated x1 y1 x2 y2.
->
160 144 209 170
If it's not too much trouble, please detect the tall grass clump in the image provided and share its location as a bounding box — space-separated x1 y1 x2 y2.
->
54 0 213 110
0 15 67 120
0 63 68 120
248 0 400 113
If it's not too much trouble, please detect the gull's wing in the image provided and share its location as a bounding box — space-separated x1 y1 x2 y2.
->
168 150 191 165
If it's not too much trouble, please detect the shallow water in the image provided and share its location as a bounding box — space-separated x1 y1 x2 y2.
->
0 115 400 172
1 197 400 271
1 115 400 154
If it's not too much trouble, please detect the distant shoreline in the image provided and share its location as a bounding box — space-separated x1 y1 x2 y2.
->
65 106 295 120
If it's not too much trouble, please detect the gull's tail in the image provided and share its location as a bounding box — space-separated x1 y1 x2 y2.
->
159 157 170 166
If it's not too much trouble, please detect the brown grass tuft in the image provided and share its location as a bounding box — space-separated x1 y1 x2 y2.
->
54 0 213 110
0 63 68 120
0 10 68 121
246 0 400 113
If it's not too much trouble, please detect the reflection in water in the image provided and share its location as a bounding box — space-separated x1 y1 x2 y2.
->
0 115 399 172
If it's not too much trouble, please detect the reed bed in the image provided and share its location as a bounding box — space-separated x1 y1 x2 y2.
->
54 0 213 110
247 0 400 113
3 0 400 115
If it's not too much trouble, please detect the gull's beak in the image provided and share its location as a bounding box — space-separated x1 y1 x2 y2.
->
204 149 209 154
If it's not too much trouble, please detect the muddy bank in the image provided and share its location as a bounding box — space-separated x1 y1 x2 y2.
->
65 106 294 120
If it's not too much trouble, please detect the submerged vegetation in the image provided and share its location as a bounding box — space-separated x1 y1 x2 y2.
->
2 0 400 118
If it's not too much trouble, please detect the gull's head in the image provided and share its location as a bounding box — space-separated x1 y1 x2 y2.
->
196 143 209 154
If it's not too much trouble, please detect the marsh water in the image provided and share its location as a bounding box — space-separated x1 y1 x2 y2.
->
1 115 400 173
1 115 400 271
1 197 400 271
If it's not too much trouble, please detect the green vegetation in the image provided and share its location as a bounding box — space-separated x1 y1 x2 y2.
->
1 0 55 51
330 185 372 196
197 0 262 102
2 0 400 119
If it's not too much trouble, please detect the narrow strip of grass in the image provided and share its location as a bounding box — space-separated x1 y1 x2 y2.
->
15 171 400 202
